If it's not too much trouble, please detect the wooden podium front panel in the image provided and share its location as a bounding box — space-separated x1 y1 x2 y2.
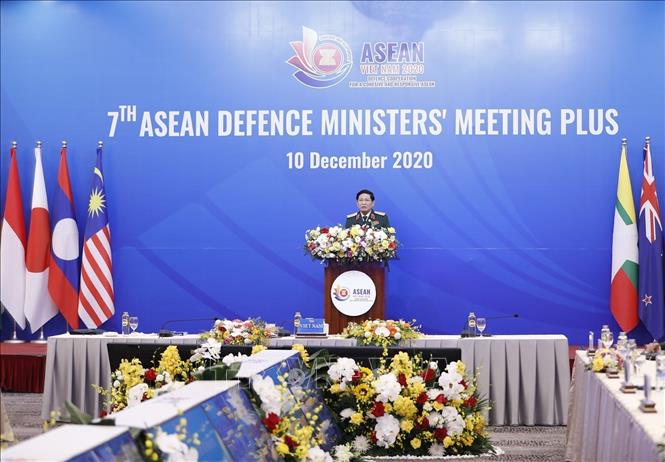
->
324 262 385 334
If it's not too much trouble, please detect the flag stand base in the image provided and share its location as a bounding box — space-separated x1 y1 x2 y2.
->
5 321 26 343
31 328 47 344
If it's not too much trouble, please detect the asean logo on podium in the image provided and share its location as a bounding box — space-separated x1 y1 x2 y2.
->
331 270 376 316
287 26 353 88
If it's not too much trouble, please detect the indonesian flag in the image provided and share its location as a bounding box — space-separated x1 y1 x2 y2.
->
610 141 639 332
0 145 27 329
24 145 58 332
48 146 81 329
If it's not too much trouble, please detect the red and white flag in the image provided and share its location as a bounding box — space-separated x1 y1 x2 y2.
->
24 144 58 332
1 145 27 329
78 146 114 327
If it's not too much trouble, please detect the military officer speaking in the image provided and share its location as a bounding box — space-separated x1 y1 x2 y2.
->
345 189 390 229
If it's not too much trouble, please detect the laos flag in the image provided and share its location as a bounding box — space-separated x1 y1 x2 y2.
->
48 145 80 329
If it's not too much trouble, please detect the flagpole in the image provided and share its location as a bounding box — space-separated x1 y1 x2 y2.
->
5 320 25 343
32 327 47 344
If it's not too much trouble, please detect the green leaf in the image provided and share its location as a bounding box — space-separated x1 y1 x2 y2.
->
65 401 92 425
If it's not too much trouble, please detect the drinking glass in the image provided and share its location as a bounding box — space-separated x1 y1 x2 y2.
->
602 331 614 349
656 352 665 391
476 318 486 336
129 316 139 333
634 352 646 377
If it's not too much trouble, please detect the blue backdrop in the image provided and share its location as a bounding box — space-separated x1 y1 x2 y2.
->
1 1 663 344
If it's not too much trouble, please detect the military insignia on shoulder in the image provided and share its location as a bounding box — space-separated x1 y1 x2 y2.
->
347 212 358 218
374 211 386 216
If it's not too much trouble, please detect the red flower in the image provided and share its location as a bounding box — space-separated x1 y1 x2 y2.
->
262 412 281 432
144 369 157 381
371 402 385 417
464 396 477 408
142 392 150 402
389 242 397 250
434 428 448 441
321 227 329 234
459 379 467 388
398 373 407 387
217 325 227 333
352 370 362 383
416 392 428 405
435 394 447 405
420 368 436 382
370 432 378 443
99 410 108 418
284 435 298 451
415 417 430 430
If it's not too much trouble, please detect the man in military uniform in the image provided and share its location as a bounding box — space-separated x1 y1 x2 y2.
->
345 189 390 228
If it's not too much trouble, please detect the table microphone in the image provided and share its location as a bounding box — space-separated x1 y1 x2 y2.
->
460 313 519 337
159 317 219 337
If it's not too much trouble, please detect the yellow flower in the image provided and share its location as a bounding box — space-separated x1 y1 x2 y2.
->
276 442 290 456
465 417 474 431
456 361 466 375
443 436 453 448
592 356 604 372
384 403 393 413
410 438 422 449
400 419 414 432
329 383 341 394
291 344 310 365
408 380 425 397
252 345 267 355
350 412 364 425
393 396 417 419
353 383 374 403
432 400 444 411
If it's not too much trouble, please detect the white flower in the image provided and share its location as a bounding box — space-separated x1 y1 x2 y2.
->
306 446 333 462
328 358 358 383
115 373 123 381
375 414 400 448
441 406 465 436
375 326 390 337
352 435 370 453
198 366 205 372
427 388 444 400
127 383 149 407
423 402 433 411
214 319 222 326
394 332 401 340
156 374 164 382
429 361 439 370
333 444 353 462
340 408 355 420
408 375 424 385
222 353 248 366
190 337 222 362
428 411 443 427
364 331 371 338
428 443 445 457
155 431 188 455
438 371 464 401
113 380 121 388
251 375 282 416
374 373 401 403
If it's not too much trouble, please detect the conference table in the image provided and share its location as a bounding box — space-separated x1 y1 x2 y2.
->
566 351 665 462
42 333 569 426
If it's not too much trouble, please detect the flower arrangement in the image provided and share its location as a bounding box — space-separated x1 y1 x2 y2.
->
341 319 421 348
304 225 398 264
95 346 193 414
251 373 357 461
201 318 277 346
588 348 624 372
325 353 494 457
139 419 200 462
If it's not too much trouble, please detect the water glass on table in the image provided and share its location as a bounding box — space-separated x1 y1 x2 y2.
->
129 316 139 334
476 318 486 336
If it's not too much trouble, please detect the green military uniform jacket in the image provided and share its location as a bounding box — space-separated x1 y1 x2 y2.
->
345 210 390 229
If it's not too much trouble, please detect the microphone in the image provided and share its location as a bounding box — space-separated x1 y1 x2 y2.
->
460 313 519 338
159 317 219 337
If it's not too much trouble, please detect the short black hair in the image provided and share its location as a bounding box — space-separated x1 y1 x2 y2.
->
356 189 375 201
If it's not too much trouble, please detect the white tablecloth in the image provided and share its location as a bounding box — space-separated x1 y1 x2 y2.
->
565 351 665 462
42 333 569 426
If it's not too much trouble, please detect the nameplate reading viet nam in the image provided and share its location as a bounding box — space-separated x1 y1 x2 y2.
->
297 318 327 336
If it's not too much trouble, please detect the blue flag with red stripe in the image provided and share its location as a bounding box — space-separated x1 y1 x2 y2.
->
48 146 80 329
638 139 665 341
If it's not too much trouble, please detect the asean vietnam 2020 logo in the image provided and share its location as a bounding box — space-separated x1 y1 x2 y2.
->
287 26 353 89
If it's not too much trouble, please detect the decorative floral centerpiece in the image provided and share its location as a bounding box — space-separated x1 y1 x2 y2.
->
139 419 200 462
304 225 398 264
200 318 277 346
325 353 494 457
94 346 193 414
342 319 421 348
587 348 624 373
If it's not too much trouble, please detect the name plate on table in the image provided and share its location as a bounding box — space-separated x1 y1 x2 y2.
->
296 317 327 336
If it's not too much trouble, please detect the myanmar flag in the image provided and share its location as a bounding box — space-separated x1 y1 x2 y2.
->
610 140 639 332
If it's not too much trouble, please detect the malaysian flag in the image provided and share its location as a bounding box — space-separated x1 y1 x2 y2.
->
78 145 114 328
638 137 664 340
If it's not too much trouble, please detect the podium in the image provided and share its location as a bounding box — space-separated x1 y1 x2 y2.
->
323 262 385 334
